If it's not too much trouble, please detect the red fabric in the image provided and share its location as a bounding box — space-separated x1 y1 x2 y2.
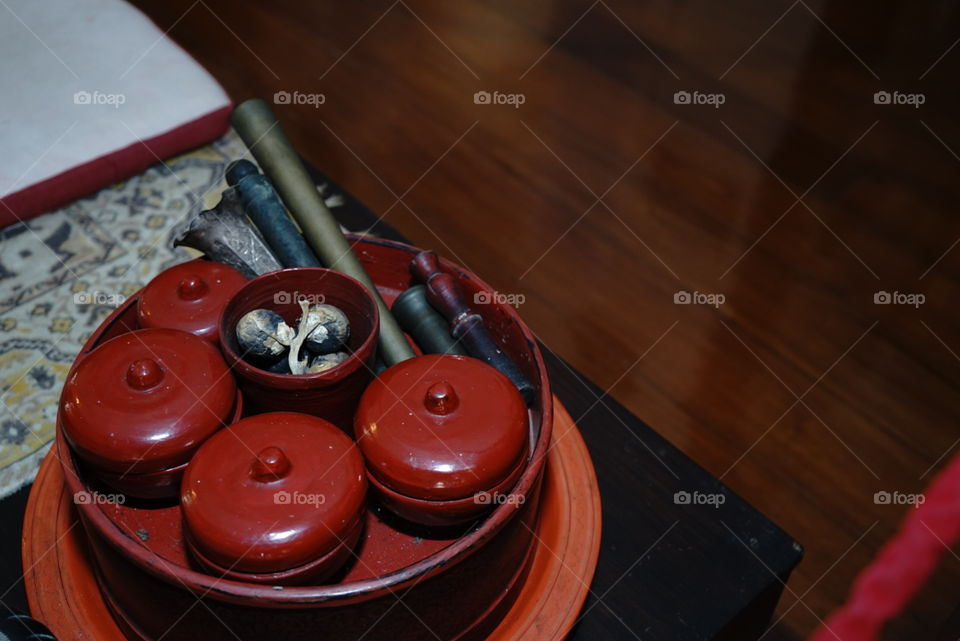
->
0 105 231 228
810 453 960 640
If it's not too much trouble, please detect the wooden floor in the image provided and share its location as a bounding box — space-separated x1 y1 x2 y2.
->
131 1 960 638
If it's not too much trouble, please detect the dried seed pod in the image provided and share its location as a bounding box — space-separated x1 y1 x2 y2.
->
236 309 295 359
264 356 292 375
302 304 350 354
306 351 349 374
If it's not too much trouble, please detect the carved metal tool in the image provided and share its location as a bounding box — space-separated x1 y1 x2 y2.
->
170 188 282 279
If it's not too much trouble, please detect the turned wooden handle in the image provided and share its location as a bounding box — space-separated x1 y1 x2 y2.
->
411 252 457 309
411 251 475 324
411 251 536 403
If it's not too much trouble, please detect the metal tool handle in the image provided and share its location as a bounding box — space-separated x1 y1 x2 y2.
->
225 159 321 268
392 285 467 356
230 99 415 366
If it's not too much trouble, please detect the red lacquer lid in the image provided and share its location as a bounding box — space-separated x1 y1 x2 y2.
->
137 260 247 343
60 328 236 475
356 354 528 501
181 412 367 574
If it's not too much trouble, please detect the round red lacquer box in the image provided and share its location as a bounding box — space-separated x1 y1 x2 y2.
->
48 235 557 641
181 412 367 585
59 328 240 499
137 260 247 344
356 354 529 527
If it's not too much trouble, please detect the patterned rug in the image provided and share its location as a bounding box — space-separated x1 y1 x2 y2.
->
0 131 251 498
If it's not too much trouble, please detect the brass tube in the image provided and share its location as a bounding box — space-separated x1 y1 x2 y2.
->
231 99 415 366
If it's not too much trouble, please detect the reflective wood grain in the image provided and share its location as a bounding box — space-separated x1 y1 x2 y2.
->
129 1 960 638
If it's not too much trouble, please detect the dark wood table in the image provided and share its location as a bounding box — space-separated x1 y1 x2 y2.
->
0 167 801 641
118 2 960 637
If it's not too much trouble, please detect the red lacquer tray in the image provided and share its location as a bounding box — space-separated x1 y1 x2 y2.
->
23 399 599 641
24 235 602 640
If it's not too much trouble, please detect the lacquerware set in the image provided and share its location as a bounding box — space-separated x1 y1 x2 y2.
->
25 99 601 641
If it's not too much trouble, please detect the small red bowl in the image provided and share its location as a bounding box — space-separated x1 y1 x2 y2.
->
59 328 243 500
137 259 247 345
180 412 368 585
88 394 243 501
355 354 530 526
367 454 528 527
185 517 364 585
218 268 380 433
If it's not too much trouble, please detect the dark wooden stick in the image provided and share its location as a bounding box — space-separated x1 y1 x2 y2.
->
225 159 321 269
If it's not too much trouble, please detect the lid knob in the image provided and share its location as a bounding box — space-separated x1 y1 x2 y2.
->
125 359 164 390
250 446 291 482
177 275 209 300
424 381 459 415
